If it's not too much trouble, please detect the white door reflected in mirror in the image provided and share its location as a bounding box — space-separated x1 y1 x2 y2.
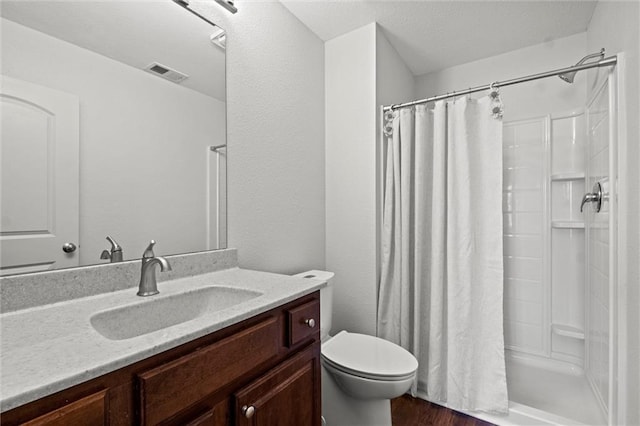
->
0 76 79 275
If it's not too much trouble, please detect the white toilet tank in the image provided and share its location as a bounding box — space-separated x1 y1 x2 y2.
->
293 270 334 340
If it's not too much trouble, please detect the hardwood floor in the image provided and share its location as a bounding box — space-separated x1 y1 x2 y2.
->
391 395 496 426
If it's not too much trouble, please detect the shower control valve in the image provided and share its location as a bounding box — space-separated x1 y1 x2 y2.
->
580 182 603 213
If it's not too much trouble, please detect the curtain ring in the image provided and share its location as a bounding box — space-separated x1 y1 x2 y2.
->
489 81 504 119
384 108 394 122
489 82 501 100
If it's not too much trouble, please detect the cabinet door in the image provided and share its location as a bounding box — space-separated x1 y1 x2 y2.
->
233 344 320 426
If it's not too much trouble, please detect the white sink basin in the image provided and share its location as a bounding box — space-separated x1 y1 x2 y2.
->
90 286 262 340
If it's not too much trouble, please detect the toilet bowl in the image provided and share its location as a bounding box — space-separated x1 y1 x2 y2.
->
294 271 418 426
322 331 417 400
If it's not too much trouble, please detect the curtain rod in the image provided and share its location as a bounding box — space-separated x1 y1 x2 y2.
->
383 55 617 112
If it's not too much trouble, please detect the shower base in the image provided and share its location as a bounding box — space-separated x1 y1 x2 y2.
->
473 351 607 426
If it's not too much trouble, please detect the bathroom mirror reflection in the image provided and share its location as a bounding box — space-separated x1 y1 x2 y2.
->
0 1 227 275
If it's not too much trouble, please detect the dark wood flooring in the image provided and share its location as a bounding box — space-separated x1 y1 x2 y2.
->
391 395 496 426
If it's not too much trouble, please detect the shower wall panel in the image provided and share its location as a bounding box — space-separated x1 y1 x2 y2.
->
549 113 586 366
503 112 589 367
502 117 549 356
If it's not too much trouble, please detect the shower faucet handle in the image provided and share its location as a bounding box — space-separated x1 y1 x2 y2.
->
580 182 603 213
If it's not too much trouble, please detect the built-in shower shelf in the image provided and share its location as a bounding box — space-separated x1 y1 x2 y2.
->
550 172 585 181
552 324 585 340
552 221 585 229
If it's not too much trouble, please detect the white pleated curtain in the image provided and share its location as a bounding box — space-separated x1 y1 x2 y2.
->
377 96 508 413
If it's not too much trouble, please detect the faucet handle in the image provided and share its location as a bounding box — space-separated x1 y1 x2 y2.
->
106 236 122 252
100 250 111 260
142 240 156 259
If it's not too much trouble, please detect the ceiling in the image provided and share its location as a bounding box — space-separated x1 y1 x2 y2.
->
280 0 598 76
1 1 226 101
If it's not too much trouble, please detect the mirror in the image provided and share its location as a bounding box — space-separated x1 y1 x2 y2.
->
0 1 226 275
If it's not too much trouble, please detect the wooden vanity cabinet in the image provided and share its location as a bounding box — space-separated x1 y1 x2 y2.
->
2 292 321 426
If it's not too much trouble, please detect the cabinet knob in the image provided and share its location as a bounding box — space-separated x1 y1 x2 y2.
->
304 318 316 328
242 405 255 419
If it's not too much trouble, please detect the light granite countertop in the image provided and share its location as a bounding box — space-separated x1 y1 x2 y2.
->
0 267 324 412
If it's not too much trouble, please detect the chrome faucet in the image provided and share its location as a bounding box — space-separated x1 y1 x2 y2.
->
100 236 123 263
137 240 171 297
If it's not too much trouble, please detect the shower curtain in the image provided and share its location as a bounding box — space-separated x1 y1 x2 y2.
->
377 96 508 413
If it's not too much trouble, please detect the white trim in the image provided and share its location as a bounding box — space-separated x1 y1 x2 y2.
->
584 71 612 422
606 59 618 426
613 52 628 426
375 105 386 332
543 114 552 359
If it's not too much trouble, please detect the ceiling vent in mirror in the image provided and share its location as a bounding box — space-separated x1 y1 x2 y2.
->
143 63 189 84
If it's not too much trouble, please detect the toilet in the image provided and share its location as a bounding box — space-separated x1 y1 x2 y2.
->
294 270 418 426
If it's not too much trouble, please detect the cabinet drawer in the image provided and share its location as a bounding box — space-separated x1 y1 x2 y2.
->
138 317 279 425
21 389 108 426
287 299 320 347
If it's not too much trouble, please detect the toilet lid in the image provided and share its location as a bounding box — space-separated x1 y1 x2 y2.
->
321 331 418 379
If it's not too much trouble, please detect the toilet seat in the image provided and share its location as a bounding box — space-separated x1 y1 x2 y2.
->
321 331 418 381
322 357 416 382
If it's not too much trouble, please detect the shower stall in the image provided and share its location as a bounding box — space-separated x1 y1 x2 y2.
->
496 81 615 426
380 48 622 426
481 57 619 426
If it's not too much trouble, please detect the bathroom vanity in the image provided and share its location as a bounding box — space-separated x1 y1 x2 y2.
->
0 252 324 426
2 293 320 425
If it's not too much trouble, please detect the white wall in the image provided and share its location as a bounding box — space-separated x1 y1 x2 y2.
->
1 18 226 263
374 25 416 334
324 23 414 336
193 1 326 275
325 23 378 335
375 26 415 109
586 2 640 424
